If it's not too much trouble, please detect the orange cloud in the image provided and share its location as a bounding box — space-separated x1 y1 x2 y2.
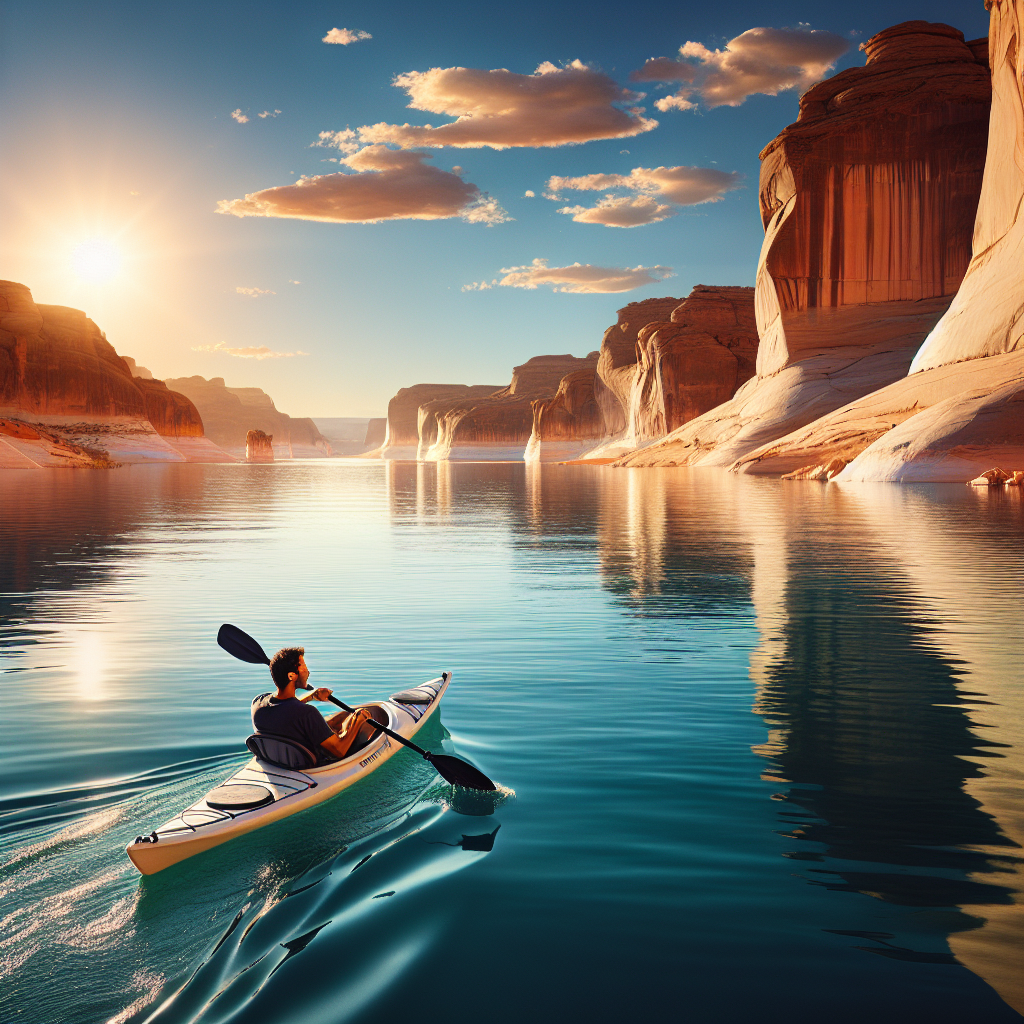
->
216 146 509 225
192 342 307 360
236 286 275 297
547 164 742 226
230 109 249 123
322 28 371 45
355 60 656 150
633 26 849 110
467 258 674 293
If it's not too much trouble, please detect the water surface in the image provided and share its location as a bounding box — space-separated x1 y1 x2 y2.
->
1 462 1021 1023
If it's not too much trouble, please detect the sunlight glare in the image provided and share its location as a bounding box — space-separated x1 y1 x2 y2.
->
70 238 123 284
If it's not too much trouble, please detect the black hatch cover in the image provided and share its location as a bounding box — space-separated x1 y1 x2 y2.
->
206 784 274 810
390 687 433 705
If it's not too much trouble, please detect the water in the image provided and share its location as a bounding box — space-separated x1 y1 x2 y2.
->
1 462 1021 1024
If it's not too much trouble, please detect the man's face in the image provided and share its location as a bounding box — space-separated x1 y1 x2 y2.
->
291 655 311 689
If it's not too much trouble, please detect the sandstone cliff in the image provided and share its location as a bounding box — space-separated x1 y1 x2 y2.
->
595 297 681 437
618 22 991 470
164 376 331 458
0 280 232 467
524 368 605 462
420 353 598 461
380 384 501 458
733 4 1024 482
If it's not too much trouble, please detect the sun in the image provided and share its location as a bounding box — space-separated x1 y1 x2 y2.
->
70 238 123 284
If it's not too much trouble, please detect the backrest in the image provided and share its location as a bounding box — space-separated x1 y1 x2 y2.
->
246 732 317 770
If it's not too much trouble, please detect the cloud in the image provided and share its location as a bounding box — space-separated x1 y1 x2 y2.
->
547 164 742 226
236 286 275 297
258 109 282 119
217 146 509 225
354 60 656 150
322 27 371 45
558 195 676 227
632 26 850 109
192 342 307 360
288 279 301 285
524 190 536 198
231 109 249 123
466 258 674 294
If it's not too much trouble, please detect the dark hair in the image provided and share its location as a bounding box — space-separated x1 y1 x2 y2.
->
269 647 305 688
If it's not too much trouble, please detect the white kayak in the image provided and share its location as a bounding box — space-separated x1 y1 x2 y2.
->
126 672 450 875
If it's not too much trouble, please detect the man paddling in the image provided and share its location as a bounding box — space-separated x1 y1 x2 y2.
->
252 647 374 765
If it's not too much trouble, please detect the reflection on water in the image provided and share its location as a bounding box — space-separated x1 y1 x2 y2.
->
0 463 1021 1023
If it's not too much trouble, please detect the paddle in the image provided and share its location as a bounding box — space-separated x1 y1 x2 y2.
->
217 623 496 791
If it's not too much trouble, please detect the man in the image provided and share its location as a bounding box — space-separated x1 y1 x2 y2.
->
251 647 374 765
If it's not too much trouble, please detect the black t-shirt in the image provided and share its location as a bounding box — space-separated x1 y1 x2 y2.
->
251 693 336 764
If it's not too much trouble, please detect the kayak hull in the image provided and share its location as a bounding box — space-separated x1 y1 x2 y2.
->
126 673 450 875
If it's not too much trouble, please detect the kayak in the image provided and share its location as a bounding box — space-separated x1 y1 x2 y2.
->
126 672 451 875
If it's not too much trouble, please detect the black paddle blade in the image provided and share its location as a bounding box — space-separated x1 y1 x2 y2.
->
426 753 497 792
217 623 271 665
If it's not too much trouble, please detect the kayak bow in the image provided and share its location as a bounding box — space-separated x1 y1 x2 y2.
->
126 672 450 875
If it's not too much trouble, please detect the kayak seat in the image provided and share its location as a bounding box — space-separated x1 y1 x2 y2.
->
246 732 317 770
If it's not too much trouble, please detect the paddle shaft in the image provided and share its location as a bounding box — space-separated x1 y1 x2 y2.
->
325 694 431 758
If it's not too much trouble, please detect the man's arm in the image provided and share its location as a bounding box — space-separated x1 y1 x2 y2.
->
319 707 374 761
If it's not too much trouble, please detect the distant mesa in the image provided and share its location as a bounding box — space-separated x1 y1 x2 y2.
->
364 417 386 447
0 280 233 468
164 376 332 459
379 384 501 460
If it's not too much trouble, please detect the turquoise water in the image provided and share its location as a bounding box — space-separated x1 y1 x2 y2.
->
1 462 1021 1023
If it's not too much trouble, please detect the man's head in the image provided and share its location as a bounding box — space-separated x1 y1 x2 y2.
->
269 647 309 691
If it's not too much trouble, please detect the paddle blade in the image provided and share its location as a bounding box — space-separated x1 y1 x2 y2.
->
217 623 271 665
426 753 497 792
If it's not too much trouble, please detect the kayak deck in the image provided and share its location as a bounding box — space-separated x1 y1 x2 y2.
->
127 673 450 874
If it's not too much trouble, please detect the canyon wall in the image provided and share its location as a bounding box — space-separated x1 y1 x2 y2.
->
421 354 598 460
164 376 331 458
379 384 500 459
525 368 605 462
734 2 1024 482
0 280 232 467
618 21 991 470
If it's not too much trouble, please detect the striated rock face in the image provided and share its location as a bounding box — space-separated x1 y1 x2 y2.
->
595 297 681 436
164 375 331 457
0 280 232 466
618 21 990 470
245 429 274 462
735 3 1024 483
909 3 1024 372
421 353 598 461
756 20 990 375
525 368 605 462
628 286 757 442
381 384 500 458
0 282 201 436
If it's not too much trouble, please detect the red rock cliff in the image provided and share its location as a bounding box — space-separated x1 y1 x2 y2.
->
382 384 501 456
756 20 991 374
422 354 598 460
628 286 758 441
0 280 203 437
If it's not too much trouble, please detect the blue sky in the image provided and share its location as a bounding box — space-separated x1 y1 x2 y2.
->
1 1 989 416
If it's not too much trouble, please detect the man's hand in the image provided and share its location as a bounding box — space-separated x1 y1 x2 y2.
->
301 687 334 703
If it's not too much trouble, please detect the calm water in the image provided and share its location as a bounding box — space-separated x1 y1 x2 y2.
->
1 462 1022 1024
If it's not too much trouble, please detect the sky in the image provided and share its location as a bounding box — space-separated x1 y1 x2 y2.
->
1 1 990 417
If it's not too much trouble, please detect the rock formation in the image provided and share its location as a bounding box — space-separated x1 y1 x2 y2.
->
379 384 501 459
733 4 1024 482
618 21 991 470
420 353 598 461
365 417 386 447
164 376 331 458
594 297 681 439
245 429 274 462
0 280 232 467
525 368 605 462
627 286 757 442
